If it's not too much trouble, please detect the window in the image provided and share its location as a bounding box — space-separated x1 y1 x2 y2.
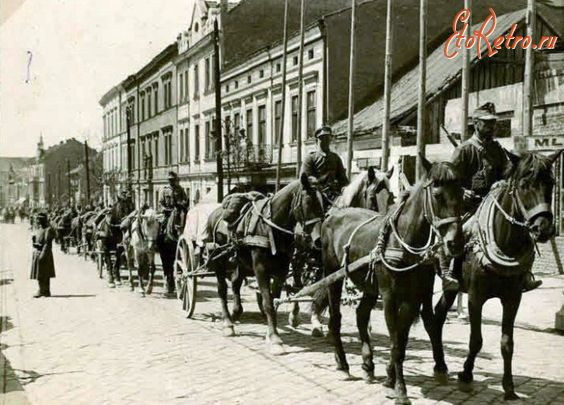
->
209 57 215 90
153 84 159 114
147 88 152 118
184 126 190 162
247 75 251 84
293 56 298 66
246 108 253 141
234 80 238 89
234 112 240 132
130 139 136 169
291 95 298 142
140 93 145 121
226 84 230 93
306 90 317 138
194 64 199 99
274 100 282 146
258 105 266 146
153 133 159 167
259 69 264 78
205 58 210 91
276 63 281 73
308 49 315 60
179 73 184 101
205 120 213 159
164 131 172 165
184 70 189 101
194 124 200 161
167 79 172 107
179 129 184 162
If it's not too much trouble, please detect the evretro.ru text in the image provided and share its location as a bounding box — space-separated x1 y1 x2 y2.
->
444 8 558 59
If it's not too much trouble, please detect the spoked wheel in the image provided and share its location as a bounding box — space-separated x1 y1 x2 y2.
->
175 236 197 318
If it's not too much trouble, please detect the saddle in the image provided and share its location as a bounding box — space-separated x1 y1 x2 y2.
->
468 181 535 276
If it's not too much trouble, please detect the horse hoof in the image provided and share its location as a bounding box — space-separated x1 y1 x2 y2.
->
231 309 243 322
504 392 520 401
383 378 395 389
268 343 285 356
363 370 375 383
289 313 301 328
222 326 236 337
457 371 473 385
434 370 449 385
395 396 412 405
337 369 352 381
311 327 324 338
146 287 153 295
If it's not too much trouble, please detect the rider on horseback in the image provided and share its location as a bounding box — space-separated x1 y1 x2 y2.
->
439 102 542 293
159 171 188 228
300 126 349 206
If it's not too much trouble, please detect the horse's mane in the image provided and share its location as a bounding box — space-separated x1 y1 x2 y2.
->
510 152 555 184
426 162 461 186
337 172 368 207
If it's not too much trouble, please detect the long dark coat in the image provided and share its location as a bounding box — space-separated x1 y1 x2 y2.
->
30 226 56 279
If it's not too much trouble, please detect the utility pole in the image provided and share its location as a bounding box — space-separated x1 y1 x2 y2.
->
275 0 290 192
295 0 306 176
84 141 91 204
381 0 393 171
126 106 132 193
57 164 62 206
225 118 232 191
214 18 224 202
461 0 472 141
346 0 357 177
416 0 428 180
67 159 71 206
523 0 535 138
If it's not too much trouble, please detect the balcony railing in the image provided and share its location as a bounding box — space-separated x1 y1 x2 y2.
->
224 143 272 169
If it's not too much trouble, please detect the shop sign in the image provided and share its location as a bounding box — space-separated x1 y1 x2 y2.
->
527 135 564 151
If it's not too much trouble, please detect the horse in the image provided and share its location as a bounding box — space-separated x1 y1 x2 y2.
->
56 209 73 253
157 206 186 296
291 166 396 336
123 208 161 296
98 199 135 287
429 151 560 401
320 157 464 405
205 173 326 354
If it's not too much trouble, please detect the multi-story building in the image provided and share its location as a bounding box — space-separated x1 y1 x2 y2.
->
0 156 32 208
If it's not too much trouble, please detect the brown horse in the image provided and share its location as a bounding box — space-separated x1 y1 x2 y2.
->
294 166 395 336
205 173 326 354
429 151 560 401
320 157 464 405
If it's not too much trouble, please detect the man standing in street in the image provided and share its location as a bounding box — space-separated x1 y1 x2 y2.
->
30 212 56 297
300 126 348 204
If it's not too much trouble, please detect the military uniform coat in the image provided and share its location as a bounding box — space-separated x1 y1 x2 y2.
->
300 149 349 190
30 226 56 279
159 184 188 212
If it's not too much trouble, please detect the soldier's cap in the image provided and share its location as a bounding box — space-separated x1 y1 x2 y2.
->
315 126 333 139
473 102 498 121
36 211 48 219
167 171 178 180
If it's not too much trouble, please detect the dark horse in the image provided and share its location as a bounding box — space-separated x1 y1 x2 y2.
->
321 157 464 405
429 151 560 401
205 174 326 354
156 206 185 295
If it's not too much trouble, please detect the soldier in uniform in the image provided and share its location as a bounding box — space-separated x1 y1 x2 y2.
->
30 212 56 297
300 126 349 204
439 102 542 292
159 171 188 224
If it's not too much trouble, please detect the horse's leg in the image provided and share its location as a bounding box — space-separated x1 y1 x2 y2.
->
357 292 377 381
458 295 485 386
311 288 328 337
392 303 416 405
216 262 235 336
500 292 522 400
231 267 245 322
288 267 302 329
254 253 284 355
424 289 457 384
327 279 349 378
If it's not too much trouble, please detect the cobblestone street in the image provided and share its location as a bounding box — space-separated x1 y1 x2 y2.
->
1 222 564 405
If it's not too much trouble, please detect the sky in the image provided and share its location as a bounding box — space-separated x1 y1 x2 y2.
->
0 0 194 157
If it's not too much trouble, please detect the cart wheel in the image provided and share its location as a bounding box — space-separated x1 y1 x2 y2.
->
175 236 197 318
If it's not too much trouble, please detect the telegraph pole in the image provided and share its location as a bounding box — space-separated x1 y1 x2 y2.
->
346 0 357 177
57 164 62 206
67 159 71 206
84 140 91 204
126 106 132 193
416 0 428 180
295 0 306 176
523 0 535 138
214 18 224 202
461 0 472 141
275 0 290 192
381 0 393 170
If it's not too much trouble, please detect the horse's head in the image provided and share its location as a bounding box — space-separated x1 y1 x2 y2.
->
365 166 394 213
139 208 160 252
293 173 327 250
420 155 464 258
506 150 561 243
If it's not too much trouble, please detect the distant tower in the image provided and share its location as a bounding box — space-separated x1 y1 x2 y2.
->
36 135 44 161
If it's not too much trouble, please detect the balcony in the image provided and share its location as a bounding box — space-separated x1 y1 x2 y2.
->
224 143 272 170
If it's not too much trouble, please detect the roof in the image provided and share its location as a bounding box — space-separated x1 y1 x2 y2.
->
0 157 32 172
222 0 352 71
332 9 530 135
